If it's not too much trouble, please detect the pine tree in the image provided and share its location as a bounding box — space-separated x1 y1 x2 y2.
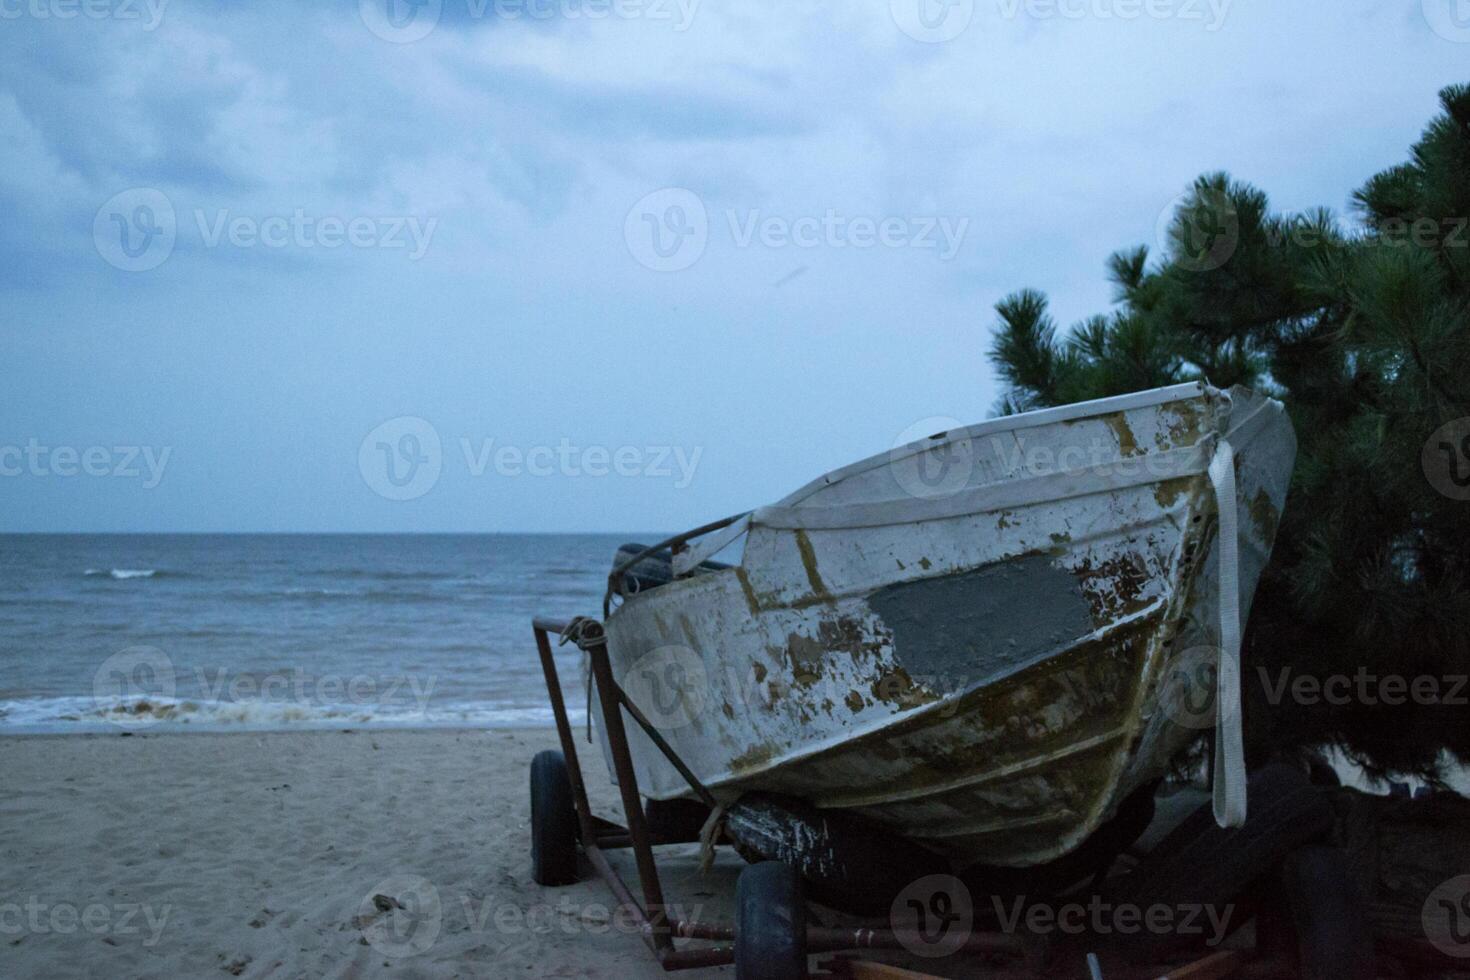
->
987 84 1470 783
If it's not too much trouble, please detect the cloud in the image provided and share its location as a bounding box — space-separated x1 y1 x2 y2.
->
1 0 1466 529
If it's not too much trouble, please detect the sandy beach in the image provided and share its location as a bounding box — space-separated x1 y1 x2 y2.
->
0 729 740 979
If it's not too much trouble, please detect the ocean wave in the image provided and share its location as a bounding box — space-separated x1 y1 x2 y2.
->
303 568 462 582
84 568 161 580
0 694 582 733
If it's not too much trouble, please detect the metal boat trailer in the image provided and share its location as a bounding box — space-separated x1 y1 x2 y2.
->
527 614 1332 979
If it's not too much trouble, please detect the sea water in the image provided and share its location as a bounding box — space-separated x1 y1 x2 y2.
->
0 534 649 733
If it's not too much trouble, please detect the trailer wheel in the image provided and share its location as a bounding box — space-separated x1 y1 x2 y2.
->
736 861 807 980
530 750 579 886
1280 844 1372 980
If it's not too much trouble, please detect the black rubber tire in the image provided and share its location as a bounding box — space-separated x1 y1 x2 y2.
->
1280 845 1372 980
1103 763 1334 947
736 861 807 980
530 750 579 886
724 793 948 915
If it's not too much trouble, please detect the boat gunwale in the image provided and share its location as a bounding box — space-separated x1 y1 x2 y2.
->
772 381 1217 510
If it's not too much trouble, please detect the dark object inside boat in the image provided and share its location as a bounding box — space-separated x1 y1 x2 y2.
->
612 543 731 596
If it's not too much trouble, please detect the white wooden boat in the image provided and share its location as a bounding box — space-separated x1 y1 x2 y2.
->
596 382 1295 868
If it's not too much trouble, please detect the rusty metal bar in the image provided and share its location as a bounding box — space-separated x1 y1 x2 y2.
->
612 684 719 811
602 512 750 616
583 621 674 952
533 622 598 845
583 840 738 968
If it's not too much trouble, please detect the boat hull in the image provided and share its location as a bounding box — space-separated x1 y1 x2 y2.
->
599 383 1295 867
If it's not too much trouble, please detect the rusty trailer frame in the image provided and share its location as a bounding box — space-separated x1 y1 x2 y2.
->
530 614 1281 979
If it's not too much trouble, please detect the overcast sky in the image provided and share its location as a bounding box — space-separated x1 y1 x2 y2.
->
2 0 1466 532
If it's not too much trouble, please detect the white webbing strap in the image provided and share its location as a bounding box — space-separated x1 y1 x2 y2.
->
1208 439 1247 828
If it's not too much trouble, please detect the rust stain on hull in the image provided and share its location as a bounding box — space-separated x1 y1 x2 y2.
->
793 529 830 598
1102 412 1142 457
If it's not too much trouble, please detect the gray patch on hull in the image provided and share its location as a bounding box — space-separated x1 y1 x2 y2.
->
867 554 1096 691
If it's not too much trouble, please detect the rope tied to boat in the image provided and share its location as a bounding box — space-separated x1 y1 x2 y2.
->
1208 438 1247 829
557 616 607 650
697 801 728 873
